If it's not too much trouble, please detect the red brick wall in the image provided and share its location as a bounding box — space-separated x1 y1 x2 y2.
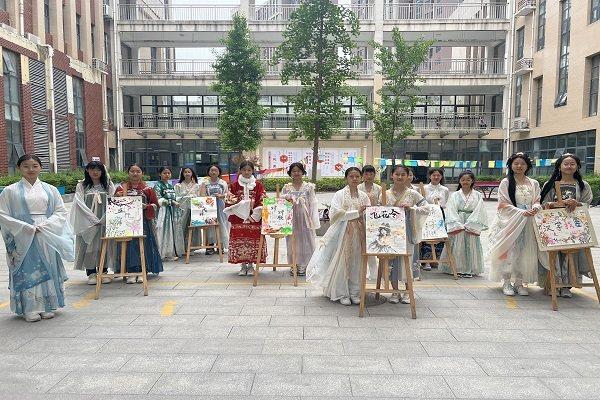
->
0 37 38 60
24 0 33 34
0 78 6 174
0 10 10 25
84 81 105 163
20 82 35 154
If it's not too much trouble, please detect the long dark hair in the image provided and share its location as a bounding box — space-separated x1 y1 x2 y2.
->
456 170 476 190
428 168 445 185
344 166 362 178
17 154 42 168
540 154 585 202
287 162 307 176
82 161 109 190
506 152 533 207
238 160 255 175
391 165 410 175
178 167 198 183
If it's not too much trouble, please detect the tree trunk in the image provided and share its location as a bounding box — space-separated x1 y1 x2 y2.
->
311 135 319 183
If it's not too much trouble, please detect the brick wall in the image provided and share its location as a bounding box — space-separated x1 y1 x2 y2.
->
0 78 6 174
24 0 33 34
84 81 105 163
21 82 34 154
0 10 10 25
0 38 38 60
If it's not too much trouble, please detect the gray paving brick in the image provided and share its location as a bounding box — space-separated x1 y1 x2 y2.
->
16 338 109 353
388 356 486 376
120 354 217 372
0 353 49 370
31 353 131 371
475 357 579 377
263 339 344 355
541 377 600 398
48 372 161 395
350 375 453 398
269 315 339 327
445 376 557 399
303 355 393 374
0 371 69 394
212 354 302 373
251 373 351 396
228 326 303 339
77 325 161 339
150 372 253 396
201 315 271 327
152 325 232 338
421 341 514 358
342 340 427 356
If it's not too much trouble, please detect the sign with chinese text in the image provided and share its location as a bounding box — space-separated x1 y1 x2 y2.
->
261 197 293 235
365 206 407 255
534 206 598 251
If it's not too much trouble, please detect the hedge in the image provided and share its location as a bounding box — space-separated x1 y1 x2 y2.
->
262 177 346 192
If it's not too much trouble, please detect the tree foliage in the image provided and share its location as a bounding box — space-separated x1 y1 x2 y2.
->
212 14 266 154
369 29 432 171
274 0 361 181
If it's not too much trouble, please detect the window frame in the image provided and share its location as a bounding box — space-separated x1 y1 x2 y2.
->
514 75 523 118
590 55 599 117
555 0 571 107
72 78 87 166
516 27 525 60
535 77 543 126
537 0 546 50
592 0 600 23
3 50 24 174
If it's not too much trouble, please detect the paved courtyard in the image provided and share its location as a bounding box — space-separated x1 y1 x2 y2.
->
1 197 600 399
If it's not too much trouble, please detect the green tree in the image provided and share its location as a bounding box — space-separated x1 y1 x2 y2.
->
212 14 266 155
275 0 361 182
369 28 432 174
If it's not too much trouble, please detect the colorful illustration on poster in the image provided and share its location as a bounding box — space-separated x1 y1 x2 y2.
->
264 148 360 177
365 206 407 255
534 206 598 251
262 197 293 235
190 196 218 226
418 205 448 241
105 196 144 238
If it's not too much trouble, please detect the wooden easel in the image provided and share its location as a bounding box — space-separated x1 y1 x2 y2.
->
417 183 459 279
543 181 600 310
254 185 298 287
358 183 417 318
185 224 224 264
95 236 148 299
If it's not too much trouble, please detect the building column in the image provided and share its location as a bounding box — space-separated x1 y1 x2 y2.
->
49 0 64 50
371 0 384 164
31 0 44 39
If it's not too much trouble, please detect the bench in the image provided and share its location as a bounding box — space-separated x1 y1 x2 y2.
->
474 181 500 200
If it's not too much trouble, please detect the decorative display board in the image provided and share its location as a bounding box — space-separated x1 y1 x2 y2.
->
534 206 598 251
264 148 360 177
261 197 294 235
418 205 448 241
190 196 218 226
365 206 407 255
105 196 144 238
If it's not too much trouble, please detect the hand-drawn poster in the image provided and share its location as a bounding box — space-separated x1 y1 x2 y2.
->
262 197 293 235
365 206 407 255
556 183 577 201
190 196 218 226
418 205 448 241
534 206 598 251
105 196 143 238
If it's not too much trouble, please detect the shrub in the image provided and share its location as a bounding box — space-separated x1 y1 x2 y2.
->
262 177 347 192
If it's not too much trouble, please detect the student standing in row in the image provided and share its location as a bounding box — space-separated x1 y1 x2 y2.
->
489 153 541 296
71 161 115 285
307 167 370 306
539 154 593 297
0 155 74 322
421 168 449 271
115 164 163 283
358 165 382 280
200 164 230 254
175 167 202 254
441 171 488 277
154 166 185 261
281 163 320 276
225 161 266 276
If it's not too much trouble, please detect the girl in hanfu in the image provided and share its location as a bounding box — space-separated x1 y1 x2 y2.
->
200 164 230 254
224 160 266 276
175 167 202 254
380 165 428 304
407 168 421 280
488 153 542 296
358 164 381 280
70 161 115 285
421 168 450 271
114 164 163 283
154 166 184 261
538 154 593 298
0 155 74 322
281 162 320 276
306 167 370 306
440 171 488 278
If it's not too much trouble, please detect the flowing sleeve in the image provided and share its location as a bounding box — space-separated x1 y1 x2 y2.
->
464 191 489 234
308 183 321 229
540 182 554 206
154 183 168 206
531 178 542 210
145 186 159 219
36 184 75 261
497 179 520 212
250 181 266 221
0 186 36 267
329 190 346 224
581 181 593 205
69 182 101 237
444 192 464 233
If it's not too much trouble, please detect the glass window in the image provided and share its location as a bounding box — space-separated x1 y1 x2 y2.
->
514 75 523 118
592 0 600 23
537 0 546 50
589 54 599 116
535 77 543 126
44 0 50 34
516 27 525 60
0 0 6 10
73 78 87 166
107 89 114 122
104 32 111 64
76 15 82 51
555 0 571 107
3 50 23 174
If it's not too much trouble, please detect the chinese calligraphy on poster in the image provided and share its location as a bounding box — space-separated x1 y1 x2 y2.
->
534 206 598 251
190 196 218 226
365 206 407 255
105 196 144 238
263 148 361 177
261 197 293 235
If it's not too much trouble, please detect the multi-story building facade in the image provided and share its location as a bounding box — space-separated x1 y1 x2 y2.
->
510 0 599 175
0 0 116 174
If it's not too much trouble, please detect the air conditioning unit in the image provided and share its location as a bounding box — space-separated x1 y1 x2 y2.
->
92 58 109 74
516 0 536 17
25 32 42 44
103 4 113 19
512 118 529 131
0 23 18 35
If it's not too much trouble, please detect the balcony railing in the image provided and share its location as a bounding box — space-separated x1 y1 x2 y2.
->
409 112 503 130
418 59 505 75
514 58 533 75
384 2 507 20
119 5 239 22
516 0 536 16
252 4 373 21
121 59 374 77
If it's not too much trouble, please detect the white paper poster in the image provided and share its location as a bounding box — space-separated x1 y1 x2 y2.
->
365 206 407 255
190 196 218 226
105 196 144 238
263 148 360 177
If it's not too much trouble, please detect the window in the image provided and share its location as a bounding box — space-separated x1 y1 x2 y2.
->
555 0 571 107
537 0 546 50
590 55 599 116
73 78 87 166
91 27 95 59
107 89 114 122
76 15 82 51
536 77 543 126
516 28 525 60
0 0 6 10
44 0 50 34
514 75 523 118
3 50 24 174
104 32 111 64
592 0 600 23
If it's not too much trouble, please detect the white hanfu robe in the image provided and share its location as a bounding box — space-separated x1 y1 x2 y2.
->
306 187 370 301
424 183 450 208
201 178 230 250
175 181 202 250
488 177 542 284
358 182 382 278
440 189 488 275
281 182 320 269
0 179 74 315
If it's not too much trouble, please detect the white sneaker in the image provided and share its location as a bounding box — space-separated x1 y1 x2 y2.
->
388 293 401 304
350 295 361 305
87 274 97 285
40 312 55 319
238 264 247 276
513 282 529 296
136 275 145 284
101 276 111 284
422 264 432 271
24 313 41 322
339 297 352 306
502 282 515 296
126 276 137 284
560 288 573 298
400 293 411 304
246 266 255 276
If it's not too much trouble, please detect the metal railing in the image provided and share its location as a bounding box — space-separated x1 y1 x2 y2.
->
408 112 503 130
252 3 373 21
121 59 374 77
119 4 239 22
384 2 507 20
418 58 505 75
515 58 533 72
517 0 536 10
